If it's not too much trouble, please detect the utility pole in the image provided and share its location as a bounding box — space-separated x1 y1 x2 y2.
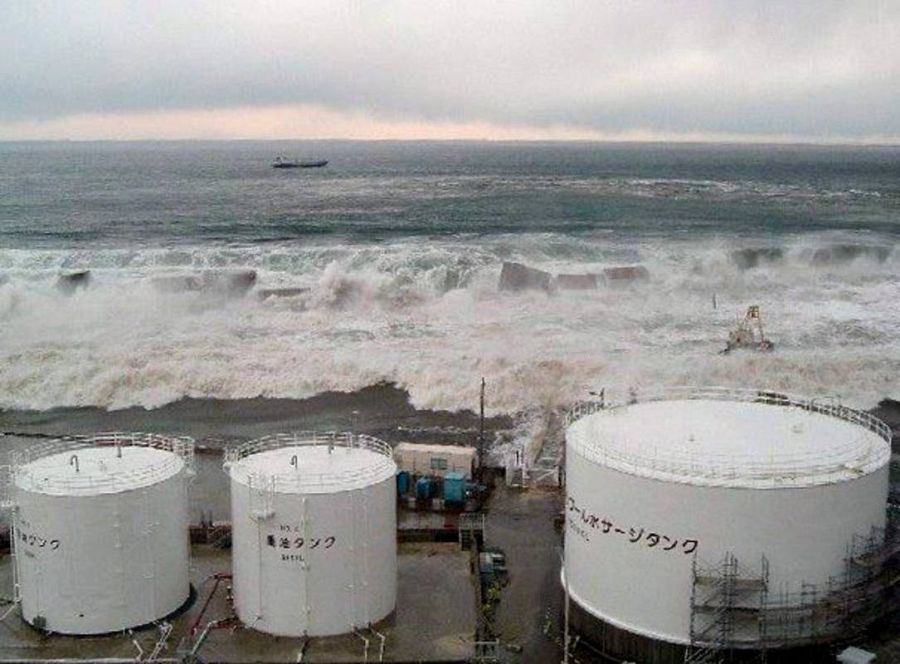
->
478 377 486 469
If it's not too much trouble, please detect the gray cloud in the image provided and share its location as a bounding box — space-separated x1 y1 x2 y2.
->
2 1 899 138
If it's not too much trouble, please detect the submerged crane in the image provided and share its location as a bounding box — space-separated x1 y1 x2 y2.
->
721 305 775 354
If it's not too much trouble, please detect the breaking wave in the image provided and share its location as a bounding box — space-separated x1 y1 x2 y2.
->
1 231 898 413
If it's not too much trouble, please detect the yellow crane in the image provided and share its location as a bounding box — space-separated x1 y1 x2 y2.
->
721 305 775 354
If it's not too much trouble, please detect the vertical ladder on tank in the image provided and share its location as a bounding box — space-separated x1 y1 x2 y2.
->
248 473 275 626
351 487 384 662
300 496 311 635
346 484 376 655
360 487 371 629
112 488 128 619
141 487 159 620
347 488 360 632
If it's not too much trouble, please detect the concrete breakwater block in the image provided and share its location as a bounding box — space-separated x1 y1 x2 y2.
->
57 270 91 294
152 270 257 294
498 262 553 292
258 287 310 300
811 244 890 266
731 247 784 270
498 262 650 292
602 265 649 282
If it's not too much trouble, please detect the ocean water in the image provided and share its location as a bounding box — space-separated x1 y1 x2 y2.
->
0 140 898 413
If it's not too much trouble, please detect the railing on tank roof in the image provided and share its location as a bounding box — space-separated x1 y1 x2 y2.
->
570 432 883 485
8 432 195 495
563 387 891 485
565 386 891 443
223 431 395 491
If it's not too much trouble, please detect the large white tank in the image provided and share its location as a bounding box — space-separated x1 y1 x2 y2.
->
564 387 891 655
226 432 397 637
7 433 194 635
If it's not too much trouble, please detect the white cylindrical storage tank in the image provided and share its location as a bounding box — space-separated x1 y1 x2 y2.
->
226 432 397 637
7 433 194 635
564 387 892 662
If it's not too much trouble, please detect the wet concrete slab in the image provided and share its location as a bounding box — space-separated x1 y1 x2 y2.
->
486 483 564 663
0 542 475 662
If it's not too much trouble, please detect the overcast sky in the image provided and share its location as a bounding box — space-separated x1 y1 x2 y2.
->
2 1 899 142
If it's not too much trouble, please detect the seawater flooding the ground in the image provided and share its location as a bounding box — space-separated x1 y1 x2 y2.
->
0 140 898 418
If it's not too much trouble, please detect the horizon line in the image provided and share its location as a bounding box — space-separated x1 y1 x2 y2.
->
2 137 899 148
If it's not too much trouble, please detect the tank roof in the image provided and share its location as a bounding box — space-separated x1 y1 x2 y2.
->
567 389 891 489
14 445 186 496
226 433 396 493
394 442 477 455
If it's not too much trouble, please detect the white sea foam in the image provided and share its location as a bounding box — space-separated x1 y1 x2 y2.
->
0 232 898 413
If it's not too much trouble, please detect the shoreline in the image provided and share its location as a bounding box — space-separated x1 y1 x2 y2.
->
1 384 895 446
0 382 517 523
0 382 516 450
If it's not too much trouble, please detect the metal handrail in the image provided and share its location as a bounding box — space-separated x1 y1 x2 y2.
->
9 432 195 495
565 386 891 442
224 432 395 491
563 387 891 486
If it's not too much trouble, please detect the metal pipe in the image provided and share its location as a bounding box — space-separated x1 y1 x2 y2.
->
295 638 309 663
69 455 79 473
368 626 386 662
0 603 17 622
0 660 180 664
189 573 229 636
353 629 369 663
190 619 227 658
146 621 173 663
478 377 485 467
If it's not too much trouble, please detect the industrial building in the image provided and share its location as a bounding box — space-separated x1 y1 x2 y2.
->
393 442 478 479
5 433 194 635
225 431 398 637
564 387 897 663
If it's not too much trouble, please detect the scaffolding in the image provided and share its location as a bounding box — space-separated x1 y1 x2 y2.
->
686 553 769 663
685 515 900 662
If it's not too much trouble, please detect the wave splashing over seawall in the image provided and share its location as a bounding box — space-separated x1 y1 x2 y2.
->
1 232 898 413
